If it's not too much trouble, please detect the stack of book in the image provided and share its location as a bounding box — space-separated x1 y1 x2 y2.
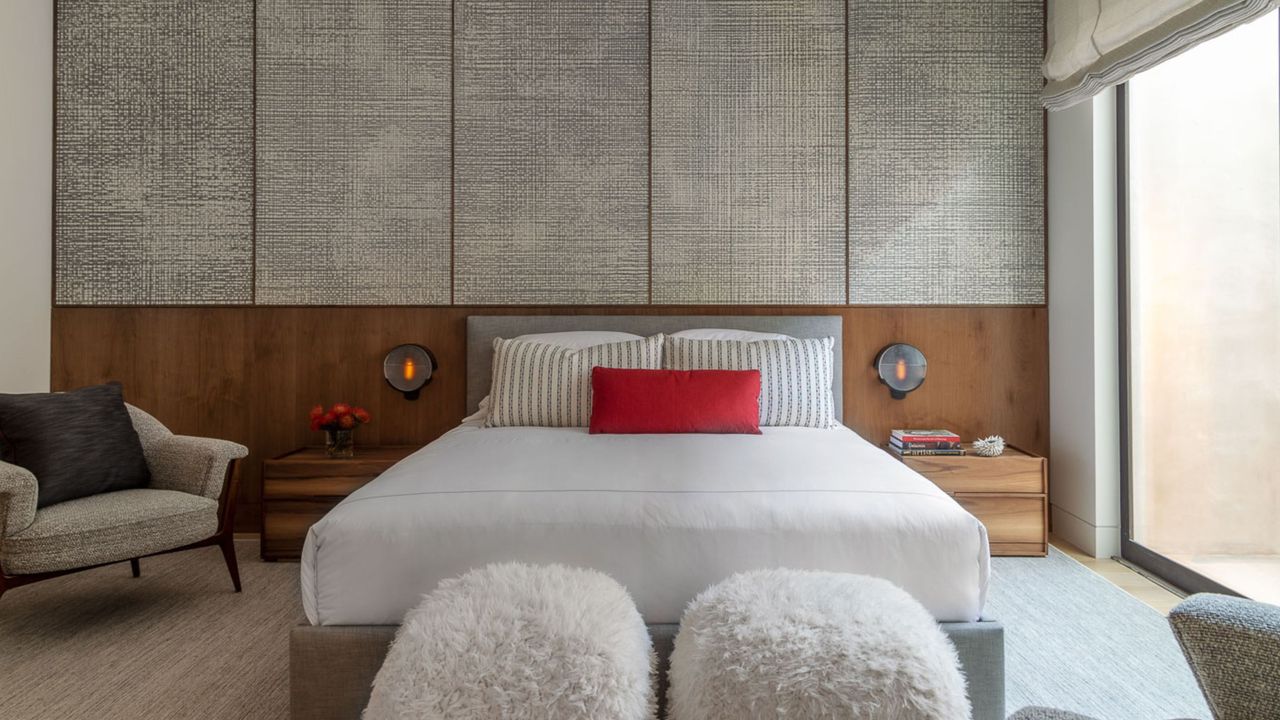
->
889 429 963 456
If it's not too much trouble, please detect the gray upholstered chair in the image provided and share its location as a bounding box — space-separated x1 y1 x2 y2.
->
0 405 248 599
1168 593 1280 719
1009 593 1280 720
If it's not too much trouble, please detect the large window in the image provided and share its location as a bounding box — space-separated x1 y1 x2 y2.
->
1122 12 1280 601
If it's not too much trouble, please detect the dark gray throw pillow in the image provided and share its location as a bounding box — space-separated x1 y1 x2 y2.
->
0 382 151 508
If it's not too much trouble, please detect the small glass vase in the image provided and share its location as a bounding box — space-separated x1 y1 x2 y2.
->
325 429 355 459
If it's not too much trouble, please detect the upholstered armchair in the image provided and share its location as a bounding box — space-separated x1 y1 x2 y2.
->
1009 593 1280 720
0 405 248 599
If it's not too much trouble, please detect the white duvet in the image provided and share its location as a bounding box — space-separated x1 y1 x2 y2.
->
301 423 990 626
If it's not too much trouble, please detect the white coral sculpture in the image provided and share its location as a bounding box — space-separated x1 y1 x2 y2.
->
972 435 1005 457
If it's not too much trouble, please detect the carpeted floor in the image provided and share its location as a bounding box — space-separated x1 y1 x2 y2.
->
0 542 1210 720
0 541 298 720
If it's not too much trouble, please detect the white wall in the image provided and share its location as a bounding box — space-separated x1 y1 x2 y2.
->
1047 88 1121 558
0 0 52 393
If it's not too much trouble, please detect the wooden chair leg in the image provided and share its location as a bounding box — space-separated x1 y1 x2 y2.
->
219 535 242 593
130 558 141 578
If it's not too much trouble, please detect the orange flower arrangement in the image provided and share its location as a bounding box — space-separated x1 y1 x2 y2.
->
309 403 373 432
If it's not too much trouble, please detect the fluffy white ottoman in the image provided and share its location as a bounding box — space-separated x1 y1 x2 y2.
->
364 563 655 720
669 570 970 720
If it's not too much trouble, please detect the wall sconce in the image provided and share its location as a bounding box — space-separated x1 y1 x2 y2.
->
875 343 926 399
384 344 436 400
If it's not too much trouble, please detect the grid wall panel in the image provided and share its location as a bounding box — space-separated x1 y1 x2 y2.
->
55 0 254 304
255 0 452 305
651 0 847 305
847 0 1045 304
452 0 650 305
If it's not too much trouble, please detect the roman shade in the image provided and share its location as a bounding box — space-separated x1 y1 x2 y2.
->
1044 0 1279 110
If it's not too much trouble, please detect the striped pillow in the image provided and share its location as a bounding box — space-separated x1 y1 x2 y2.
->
486 335 664 427
663 336 836 428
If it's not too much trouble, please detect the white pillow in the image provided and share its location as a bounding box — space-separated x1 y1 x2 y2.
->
671 329 793 341
469 333 644 422
512 330 644 350
486 334 664 427
664 336 836 428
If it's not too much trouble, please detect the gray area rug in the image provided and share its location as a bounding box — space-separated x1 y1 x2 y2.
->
988 548 1211 719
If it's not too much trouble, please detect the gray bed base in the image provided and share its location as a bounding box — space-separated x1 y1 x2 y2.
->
290 619 1005 720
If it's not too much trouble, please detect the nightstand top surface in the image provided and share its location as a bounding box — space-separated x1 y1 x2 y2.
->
269 445 419 464
887 443 1039 460
960 443 1036 458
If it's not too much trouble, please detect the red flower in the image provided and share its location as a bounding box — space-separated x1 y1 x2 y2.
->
310 403 370 432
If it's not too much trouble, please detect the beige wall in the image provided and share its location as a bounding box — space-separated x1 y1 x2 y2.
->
0 0 52 393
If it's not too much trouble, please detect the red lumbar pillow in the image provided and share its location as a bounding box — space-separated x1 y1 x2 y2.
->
589 367 762 435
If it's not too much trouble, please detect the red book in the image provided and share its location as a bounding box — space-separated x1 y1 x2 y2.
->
891 429 960 443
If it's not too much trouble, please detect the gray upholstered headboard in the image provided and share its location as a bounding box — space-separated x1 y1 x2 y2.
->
465 315 844 420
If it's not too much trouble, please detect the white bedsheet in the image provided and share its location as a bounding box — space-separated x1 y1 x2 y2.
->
301 423 990 625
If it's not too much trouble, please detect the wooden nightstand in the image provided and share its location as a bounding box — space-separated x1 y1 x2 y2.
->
892 444 1048 557
261 446 417 561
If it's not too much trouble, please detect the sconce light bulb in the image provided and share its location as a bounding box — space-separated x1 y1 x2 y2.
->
404 358 415 381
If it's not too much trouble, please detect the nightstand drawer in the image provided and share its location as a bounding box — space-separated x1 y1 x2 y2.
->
954 493 1047 553
262 500 336 560
899 448 1045 494
263 475 376 500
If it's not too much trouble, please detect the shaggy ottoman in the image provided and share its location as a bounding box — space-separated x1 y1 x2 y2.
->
364 563 655 720
669 570 970 720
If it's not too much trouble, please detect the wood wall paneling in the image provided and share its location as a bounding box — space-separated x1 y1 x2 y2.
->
51 307 1048 532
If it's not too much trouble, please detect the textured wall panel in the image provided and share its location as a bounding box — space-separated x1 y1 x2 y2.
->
651 0 846 305
54 1 254 305
453 0 649 305
848 0 1045 304
256 0 452 305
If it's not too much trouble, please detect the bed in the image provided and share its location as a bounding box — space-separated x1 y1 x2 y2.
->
302 422 990 626
290 315 1005 720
